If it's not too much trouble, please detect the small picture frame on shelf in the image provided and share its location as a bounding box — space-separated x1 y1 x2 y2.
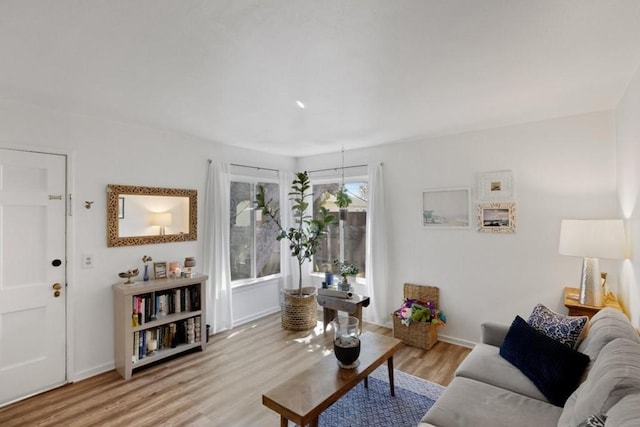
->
477 202 516 233
153 262 167 279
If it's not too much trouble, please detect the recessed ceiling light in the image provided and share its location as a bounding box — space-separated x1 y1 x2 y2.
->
296 100 305 109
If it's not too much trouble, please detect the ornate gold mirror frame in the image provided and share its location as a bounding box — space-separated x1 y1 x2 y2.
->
107 184 197 247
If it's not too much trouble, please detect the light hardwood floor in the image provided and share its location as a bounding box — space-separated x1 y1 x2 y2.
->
0 312 471 427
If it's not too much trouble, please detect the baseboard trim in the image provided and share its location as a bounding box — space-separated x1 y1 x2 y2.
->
72 362 114 382
232 306 281 327
437 334 475 349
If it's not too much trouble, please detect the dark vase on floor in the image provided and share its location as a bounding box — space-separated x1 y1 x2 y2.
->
143 265 150 281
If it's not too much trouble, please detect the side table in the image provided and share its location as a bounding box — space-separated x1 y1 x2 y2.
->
317 293 370 332
563 286 623 318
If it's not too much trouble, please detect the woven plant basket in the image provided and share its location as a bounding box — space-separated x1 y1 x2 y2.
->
280 286 318 331
392 283 440 350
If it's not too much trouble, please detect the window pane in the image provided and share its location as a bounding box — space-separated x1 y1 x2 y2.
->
343 208 366 278
313 182 367 279
230 182 253 281
313 183 340 272
256 182 281 277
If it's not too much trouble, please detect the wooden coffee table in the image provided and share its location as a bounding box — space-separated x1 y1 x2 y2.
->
262 332 403 427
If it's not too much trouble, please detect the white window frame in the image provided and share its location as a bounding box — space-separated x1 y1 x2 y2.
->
230 173 282 288
311 174 369 285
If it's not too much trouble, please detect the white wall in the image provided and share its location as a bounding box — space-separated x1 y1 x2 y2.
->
0 97 625 378
616 65 640 327
299 111 620 344
0 100 293 380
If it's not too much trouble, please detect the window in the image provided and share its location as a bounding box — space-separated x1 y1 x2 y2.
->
230 181 280 282
312 181 368 279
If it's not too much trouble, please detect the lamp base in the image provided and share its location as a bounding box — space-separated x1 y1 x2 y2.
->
579 257 603 307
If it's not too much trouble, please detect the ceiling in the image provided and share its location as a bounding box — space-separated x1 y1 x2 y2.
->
2 1 640 157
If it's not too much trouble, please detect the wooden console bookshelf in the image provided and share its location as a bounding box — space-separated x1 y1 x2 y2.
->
113 275 208 380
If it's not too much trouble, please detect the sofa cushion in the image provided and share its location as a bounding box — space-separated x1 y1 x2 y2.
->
421 376 563 427
527 303 587 348
558 338 640 427
455 343 547 402
480 321 510 347
500 316 590 406
604 393 640 426
577 308 640 361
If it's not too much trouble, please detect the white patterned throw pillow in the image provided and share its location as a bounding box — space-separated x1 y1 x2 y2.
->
527 303 588 348
577 413 607 427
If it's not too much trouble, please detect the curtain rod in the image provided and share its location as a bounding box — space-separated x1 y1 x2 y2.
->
229 163 279 173
207 161 382 174
307 163 372 174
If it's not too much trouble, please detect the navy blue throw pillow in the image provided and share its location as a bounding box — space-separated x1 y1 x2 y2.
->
499 315 590 407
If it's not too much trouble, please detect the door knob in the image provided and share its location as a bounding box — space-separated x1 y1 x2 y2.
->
52 283 62 290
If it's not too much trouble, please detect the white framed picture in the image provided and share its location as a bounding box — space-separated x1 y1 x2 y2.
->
477 170 513 201
477 202 516 233
421 187 471 229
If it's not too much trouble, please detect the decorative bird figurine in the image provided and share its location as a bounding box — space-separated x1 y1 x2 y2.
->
118 269 139 284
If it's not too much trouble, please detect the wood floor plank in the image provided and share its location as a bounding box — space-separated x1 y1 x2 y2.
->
0 312 471 426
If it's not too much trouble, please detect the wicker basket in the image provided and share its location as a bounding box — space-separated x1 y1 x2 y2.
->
280 286 318 331
392 283 439 350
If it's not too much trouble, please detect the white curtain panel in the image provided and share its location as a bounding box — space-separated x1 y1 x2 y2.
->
279 170 297 289
203 160 233 334
365 163 391 326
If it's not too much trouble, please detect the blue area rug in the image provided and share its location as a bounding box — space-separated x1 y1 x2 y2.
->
294 366 444 427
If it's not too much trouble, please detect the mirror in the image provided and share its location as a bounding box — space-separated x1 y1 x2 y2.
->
107 184 197 247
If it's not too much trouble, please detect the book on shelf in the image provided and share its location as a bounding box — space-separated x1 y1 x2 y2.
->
175 288 182 313
139 328 146 359
186 317 195 344
194 316 201 342
133 331 140 363
132 295 147 325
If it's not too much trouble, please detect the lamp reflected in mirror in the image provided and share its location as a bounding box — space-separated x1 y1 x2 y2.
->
149 212 172 235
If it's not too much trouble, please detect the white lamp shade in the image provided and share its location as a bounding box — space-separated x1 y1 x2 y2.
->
558 219 626 259
149 212 172 226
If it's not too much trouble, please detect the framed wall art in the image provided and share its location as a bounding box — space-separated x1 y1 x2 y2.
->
477 202 516 233
477 170 513 201
422 187 471 229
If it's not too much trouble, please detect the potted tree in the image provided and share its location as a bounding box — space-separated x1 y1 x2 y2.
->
256 171 336 330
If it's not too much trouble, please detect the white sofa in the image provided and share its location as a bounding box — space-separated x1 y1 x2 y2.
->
420 308 640 427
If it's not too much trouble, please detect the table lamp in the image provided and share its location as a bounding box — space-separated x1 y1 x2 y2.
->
558 219 626 306
149 212 172 235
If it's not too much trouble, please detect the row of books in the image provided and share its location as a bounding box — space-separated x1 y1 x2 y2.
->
132 316 202 363
131 285 202 326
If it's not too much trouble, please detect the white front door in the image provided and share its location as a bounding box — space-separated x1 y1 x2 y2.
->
0 148 67 406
